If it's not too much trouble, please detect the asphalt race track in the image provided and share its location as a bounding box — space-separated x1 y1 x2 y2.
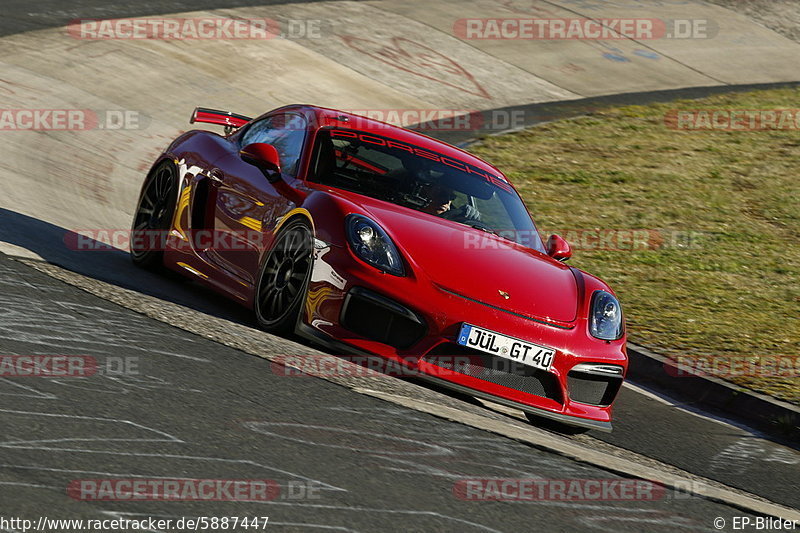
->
0 1 798 531
0 253 765 531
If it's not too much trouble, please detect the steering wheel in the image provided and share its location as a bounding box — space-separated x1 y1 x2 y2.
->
442 204 482 224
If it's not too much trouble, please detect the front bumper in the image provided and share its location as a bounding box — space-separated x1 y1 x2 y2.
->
303 243 627 430
416 375 613 432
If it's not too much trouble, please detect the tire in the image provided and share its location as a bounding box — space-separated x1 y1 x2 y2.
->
130 160 179 269
254 218 314 335
524 412 590 435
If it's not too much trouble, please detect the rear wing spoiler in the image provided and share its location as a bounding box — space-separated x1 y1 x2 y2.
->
190 107 252 134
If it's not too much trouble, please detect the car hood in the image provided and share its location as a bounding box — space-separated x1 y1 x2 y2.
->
354 198 579 323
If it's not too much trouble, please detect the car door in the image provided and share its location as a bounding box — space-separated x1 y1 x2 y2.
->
206 112 309 285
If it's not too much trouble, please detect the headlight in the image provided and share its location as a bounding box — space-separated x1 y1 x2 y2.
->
589 291 624 340
345 215 405 276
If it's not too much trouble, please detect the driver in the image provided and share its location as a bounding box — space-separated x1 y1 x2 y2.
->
397 155 481 221
420 182 482 222
420 184 456 216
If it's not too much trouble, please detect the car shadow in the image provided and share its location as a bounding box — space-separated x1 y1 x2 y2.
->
0 208 255 326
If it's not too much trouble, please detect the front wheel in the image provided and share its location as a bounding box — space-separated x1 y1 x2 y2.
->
254 219 314 335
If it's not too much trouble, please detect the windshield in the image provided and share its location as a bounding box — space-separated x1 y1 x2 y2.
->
309 129 544 251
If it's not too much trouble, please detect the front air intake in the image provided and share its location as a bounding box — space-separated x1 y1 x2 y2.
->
423 343 563 403
340 287 426 349
567 366 624 406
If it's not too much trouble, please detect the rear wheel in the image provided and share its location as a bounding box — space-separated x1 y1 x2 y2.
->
131 161 178 269
254 219 314 334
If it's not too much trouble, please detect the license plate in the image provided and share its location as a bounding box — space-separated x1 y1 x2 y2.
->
456 323 555 372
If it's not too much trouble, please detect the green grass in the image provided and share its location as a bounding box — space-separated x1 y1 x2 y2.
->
470 88 800 404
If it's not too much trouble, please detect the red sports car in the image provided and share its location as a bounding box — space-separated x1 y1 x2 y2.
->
131 104 627 432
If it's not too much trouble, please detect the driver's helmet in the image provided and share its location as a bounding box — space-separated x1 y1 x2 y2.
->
425 183 457 205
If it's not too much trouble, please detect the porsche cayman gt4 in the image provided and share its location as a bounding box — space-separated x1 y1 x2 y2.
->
131 104 627 432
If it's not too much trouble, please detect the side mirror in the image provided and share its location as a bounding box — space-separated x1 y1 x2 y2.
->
240 143 282 182
546 234 572 261
240 142 307 206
